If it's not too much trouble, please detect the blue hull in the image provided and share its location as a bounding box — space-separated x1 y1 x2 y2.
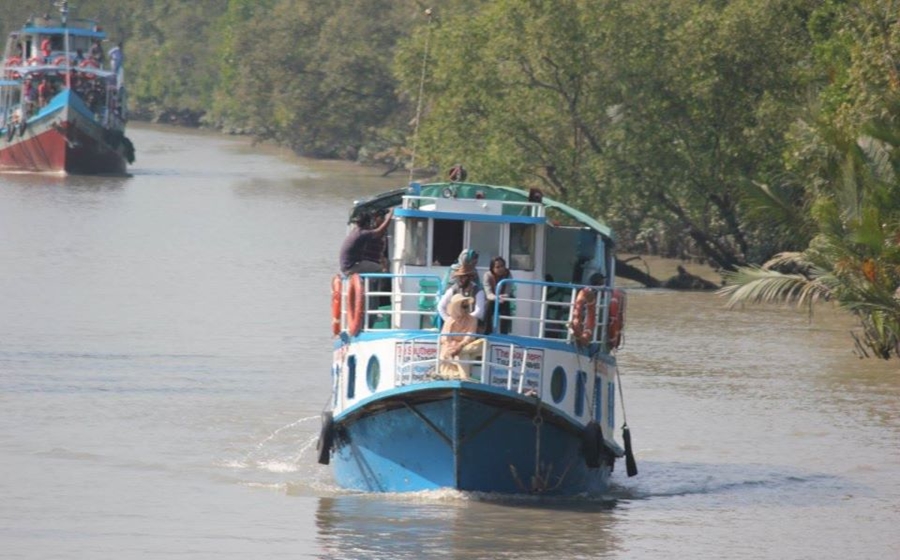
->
331 383 616 495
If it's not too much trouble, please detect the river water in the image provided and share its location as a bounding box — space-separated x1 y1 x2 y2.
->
1 125 897 559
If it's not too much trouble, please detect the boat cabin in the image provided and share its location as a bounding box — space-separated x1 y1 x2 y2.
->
342 182 621 348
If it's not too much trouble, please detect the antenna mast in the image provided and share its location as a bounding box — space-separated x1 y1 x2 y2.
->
408 8 433 183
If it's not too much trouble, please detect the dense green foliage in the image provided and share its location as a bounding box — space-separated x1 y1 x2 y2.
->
3 1 899 355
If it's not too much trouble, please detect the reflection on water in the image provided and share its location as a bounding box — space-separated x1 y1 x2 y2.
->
315 493 620 560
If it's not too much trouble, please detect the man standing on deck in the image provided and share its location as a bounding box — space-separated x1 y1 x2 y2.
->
108 42 123 73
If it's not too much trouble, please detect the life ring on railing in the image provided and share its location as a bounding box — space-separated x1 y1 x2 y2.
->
79 58 99 69
52 56 68 66
570 288 597 346
331 274 342 336
5 56 21 66
607 288 627 348
345 273 365 336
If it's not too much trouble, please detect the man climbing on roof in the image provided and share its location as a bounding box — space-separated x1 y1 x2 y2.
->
339 208 393 276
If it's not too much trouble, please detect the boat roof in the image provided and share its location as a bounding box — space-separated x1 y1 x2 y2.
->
350 181 614 240
14 16 106 39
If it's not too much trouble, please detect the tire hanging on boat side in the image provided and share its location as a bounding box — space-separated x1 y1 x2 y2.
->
316 411 335 465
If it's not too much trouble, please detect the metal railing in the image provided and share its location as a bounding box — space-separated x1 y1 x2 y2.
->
394 333 543 396
342 273 619 348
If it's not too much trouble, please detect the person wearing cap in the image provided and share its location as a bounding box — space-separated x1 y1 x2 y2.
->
339 208 393 275
439 293 483 378
443 248 483 291
437 255 485 323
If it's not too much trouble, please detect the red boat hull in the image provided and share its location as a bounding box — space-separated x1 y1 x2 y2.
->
0 115 127 175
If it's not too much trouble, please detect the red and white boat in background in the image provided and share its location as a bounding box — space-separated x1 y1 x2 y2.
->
0 2 134 175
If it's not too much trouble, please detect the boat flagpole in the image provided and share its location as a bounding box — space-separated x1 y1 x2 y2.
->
56 0 71 88
408 8 433 184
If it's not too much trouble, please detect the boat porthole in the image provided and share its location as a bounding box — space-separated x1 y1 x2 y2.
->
366 355 380 392
550 366 566 404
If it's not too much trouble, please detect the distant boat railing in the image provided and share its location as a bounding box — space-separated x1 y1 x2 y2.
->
343 273 618 349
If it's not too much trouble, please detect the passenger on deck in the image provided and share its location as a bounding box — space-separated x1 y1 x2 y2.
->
443 248 482 290
437 259 485 324
108 42 124 73
483 256 514 335
338 208 393 276
37 77 51 108
439 294 483 379
88 39 104 65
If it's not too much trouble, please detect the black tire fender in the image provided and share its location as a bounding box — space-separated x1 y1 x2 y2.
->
316 411 335 465
582 421 602 468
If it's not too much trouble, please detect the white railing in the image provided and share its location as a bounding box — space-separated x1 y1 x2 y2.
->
341 273 619 349
394 334 543 396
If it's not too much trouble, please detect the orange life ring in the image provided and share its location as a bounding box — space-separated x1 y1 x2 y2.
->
345 273 365 336
607 288 627 348
570 288 597 346
5 56 21 66
53 56 68 66
27 56 43 66
79 58 99 68
331 274 342 336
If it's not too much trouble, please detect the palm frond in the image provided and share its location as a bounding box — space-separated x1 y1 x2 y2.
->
718 266 831 309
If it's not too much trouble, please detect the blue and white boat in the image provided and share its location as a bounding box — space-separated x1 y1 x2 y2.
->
319 180 636 495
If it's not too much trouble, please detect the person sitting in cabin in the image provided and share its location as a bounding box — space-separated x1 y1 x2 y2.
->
437 258 485 326
72 48 85 65
338 207 393 276
438 293 484 379
483 256 515 335
40 38 52 63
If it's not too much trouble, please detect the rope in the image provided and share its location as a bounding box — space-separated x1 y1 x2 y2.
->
408 8 434 183
615 366 629 427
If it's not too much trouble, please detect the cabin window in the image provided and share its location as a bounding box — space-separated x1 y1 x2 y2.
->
550 366 567 404
346 355 357 400
574 370 587 417
366 355 380 391
469 222 502 265
607 381 616 429
402 218 428 266
508 224 535 271
433 219 464 266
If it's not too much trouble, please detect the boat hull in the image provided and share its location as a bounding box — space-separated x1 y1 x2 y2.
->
331 383 616 495
0 92 128 175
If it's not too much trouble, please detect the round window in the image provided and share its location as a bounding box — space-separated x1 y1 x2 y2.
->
550 366 566 403
366 355 381 391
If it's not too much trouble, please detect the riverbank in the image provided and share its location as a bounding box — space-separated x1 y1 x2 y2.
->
617 254 723 289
